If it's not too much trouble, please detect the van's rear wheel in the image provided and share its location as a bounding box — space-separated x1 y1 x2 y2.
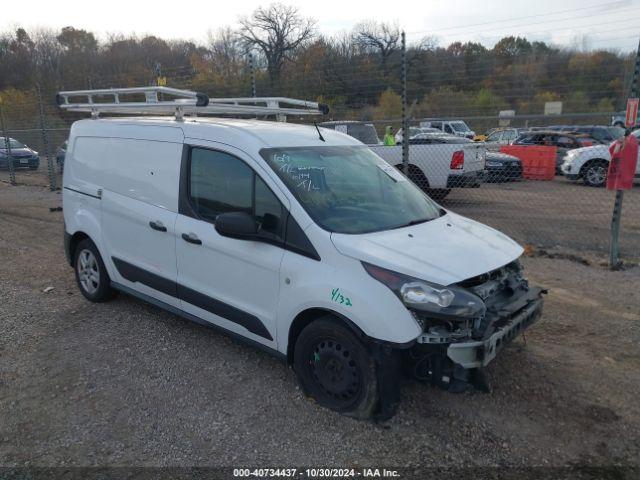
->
74 239 115 302
294 317 378 419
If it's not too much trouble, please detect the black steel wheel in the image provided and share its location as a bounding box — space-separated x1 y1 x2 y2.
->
293 317 378 419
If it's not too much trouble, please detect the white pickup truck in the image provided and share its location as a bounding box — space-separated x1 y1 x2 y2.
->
320 121 486 200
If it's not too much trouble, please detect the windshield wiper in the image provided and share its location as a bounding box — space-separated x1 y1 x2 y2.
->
389 217 433 230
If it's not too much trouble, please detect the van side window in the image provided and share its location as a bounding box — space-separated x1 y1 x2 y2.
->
189 148 284 239
190 148 253 220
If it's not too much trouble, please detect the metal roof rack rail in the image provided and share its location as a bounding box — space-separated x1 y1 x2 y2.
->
56 86 329 121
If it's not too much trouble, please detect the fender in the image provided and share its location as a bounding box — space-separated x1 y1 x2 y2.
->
62 189 112 276
276 251 422 356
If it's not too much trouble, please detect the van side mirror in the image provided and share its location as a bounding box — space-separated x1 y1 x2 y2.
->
215 211 258 239
261 213 280 232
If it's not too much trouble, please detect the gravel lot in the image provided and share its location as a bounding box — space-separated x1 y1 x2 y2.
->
445 177 640 262
1 181 639 474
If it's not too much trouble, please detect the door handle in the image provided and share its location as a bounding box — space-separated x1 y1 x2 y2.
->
182 232 202 245
149 220 167 232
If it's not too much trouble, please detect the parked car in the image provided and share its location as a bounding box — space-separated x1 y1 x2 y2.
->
318 121 381 145
611 112 640 130
62 87 544 419
484 152 523 182
0 137 40 170
561 129 640 187
394 127 440 144
409 132 473 144
513 130 596 173
56 140 68 172
412 134 522 182
529 125 572 131
321 121 486 200
543 125 624 144
420 120 475 139
484 128 530 146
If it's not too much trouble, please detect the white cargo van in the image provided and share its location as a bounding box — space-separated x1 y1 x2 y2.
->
60 87 544 419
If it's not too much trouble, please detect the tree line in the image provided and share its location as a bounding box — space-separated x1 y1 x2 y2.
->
0 3 636 129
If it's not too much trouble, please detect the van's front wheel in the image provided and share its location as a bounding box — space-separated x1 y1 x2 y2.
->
74 239 116 302
293 317 378 419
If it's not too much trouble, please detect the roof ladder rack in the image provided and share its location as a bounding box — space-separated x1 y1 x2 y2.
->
56 86 329 121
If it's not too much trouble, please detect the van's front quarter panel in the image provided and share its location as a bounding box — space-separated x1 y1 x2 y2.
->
276 247 422 354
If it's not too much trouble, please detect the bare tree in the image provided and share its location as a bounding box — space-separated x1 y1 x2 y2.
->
207 27 246 80
238 3 316 87
353 21 401 73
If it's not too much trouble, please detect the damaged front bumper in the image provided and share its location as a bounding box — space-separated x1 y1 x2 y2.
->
445 290 543 368
407 261 545 390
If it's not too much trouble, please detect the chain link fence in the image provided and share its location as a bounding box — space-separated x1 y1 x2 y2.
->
1 39 639 264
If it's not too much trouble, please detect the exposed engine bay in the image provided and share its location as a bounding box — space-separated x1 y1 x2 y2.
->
406 260 545 392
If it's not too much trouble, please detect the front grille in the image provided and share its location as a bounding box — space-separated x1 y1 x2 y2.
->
456 261 533 339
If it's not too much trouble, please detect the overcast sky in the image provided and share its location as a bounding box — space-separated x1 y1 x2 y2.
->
3 0 640 51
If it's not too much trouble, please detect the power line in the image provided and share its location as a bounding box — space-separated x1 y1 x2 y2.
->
405 1 632 36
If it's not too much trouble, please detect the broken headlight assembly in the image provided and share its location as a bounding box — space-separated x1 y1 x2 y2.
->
362 262 486 325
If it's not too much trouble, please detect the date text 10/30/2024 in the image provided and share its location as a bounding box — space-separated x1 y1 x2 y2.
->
233 468 401 478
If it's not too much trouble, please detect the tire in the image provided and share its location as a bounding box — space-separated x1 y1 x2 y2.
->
582 160 608 187
293 317 378 419
396 164 430 191
74 238 116 302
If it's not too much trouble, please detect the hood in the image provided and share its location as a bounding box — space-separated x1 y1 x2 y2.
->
331 211 523 286
566 144 611 159
0 147 36 157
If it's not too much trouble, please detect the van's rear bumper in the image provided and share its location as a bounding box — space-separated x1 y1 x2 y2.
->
447 170 483 188
446 294 543 369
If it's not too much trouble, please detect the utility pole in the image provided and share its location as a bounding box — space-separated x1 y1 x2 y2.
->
609 37 640 267
249 52 257 98
401 31 409 175
37 84 56 191
0 101 16 185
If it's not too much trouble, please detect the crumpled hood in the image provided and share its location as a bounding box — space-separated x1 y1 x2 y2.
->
331 211 523 286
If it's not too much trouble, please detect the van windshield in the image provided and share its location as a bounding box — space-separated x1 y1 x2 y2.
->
260 146 442 234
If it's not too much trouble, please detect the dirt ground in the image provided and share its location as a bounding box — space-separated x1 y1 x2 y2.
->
445 177 640 262
1 182 639 475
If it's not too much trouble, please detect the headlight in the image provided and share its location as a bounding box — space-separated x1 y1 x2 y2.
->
400 282 454 307
362 262 485 321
